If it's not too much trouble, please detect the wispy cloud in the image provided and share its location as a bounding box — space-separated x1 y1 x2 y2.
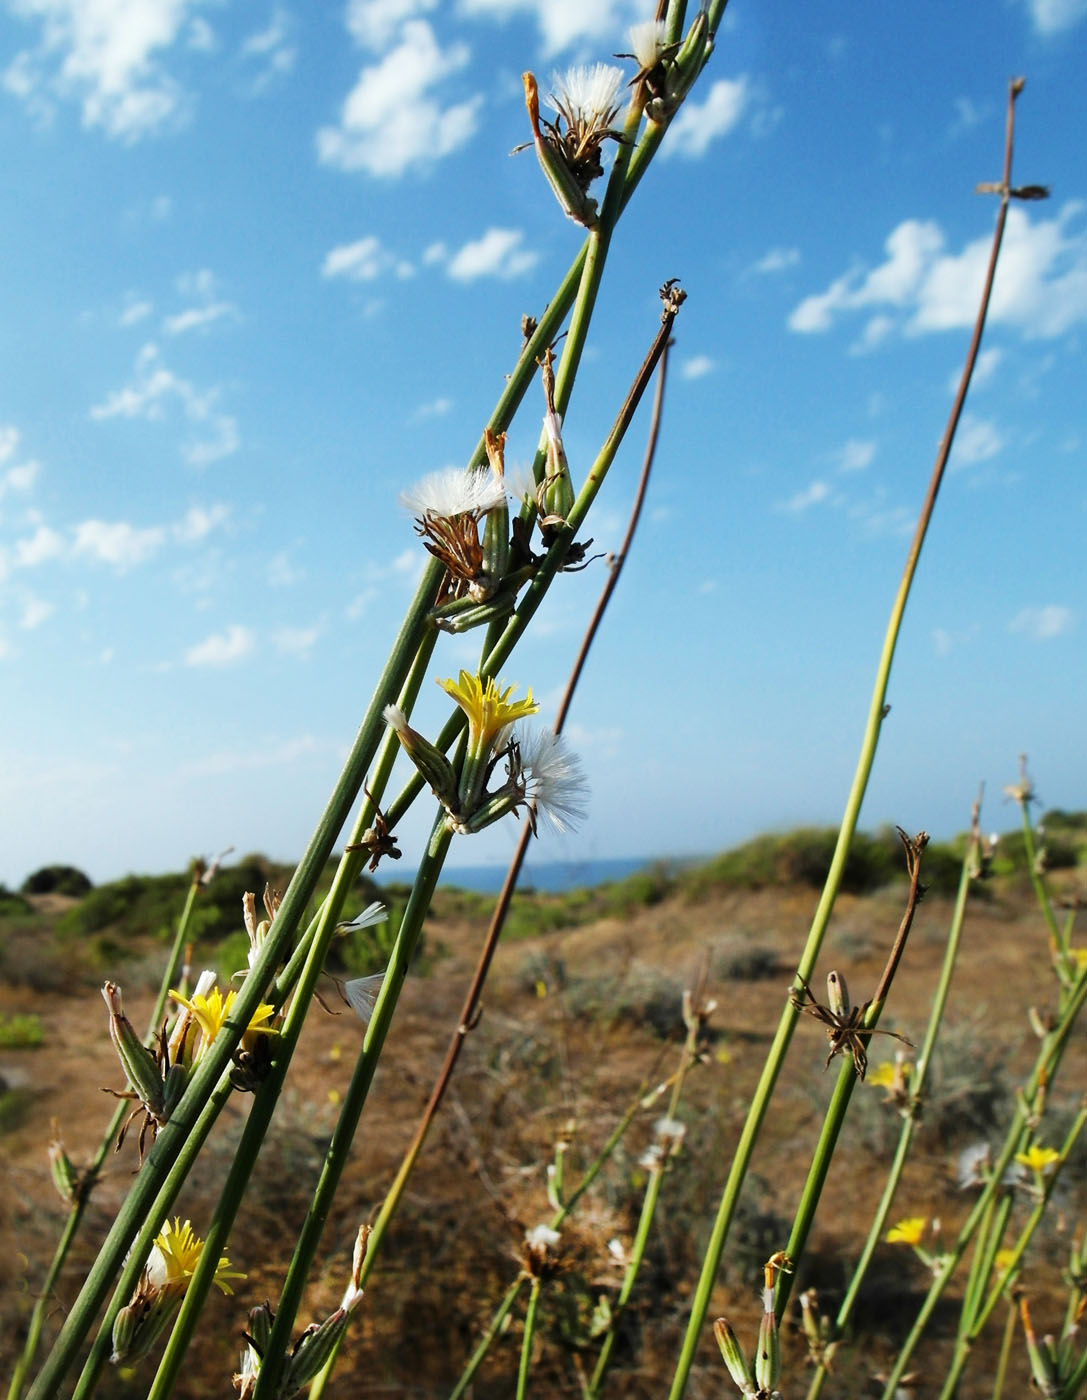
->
750 246 800 276
948 346 1001 393
789 203 1087 342
459 0 642 55
185 623 255 667
1017 0 1087 33
663 76 750 159
73 519 166 570
321 235 413 281
2 0 209 140
91 343 239 467
779 480 831 513
239 6 296 94
0 426 40 498
950 413 1003 467
273 623 322 658
1009 604 1075 640
413 395 453 420
19 594 54 629
317 19 481 177
680 355 715 380
834 438 876 472
14 525 64 568
163 302 239 336
444 228 538 281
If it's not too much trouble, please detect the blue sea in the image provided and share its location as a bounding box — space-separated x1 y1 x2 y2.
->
373 855 692 895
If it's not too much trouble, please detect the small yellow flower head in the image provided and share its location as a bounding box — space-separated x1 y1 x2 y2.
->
1015 1144 1060 1175
169 985 277 1059
437 670 538 753
995 1248 1018 1274
868 1061 898 1089
886 1217 927 1247
1070 947 1087 971
146 1217 242 1297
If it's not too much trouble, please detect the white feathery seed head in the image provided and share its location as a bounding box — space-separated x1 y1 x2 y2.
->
399 465 507 520
627 19 669 70
548 63 624 133
516 726 588 833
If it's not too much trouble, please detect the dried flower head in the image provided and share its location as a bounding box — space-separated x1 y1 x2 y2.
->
401 465 508 603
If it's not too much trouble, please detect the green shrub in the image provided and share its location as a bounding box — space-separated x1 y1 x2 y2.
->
0 884 32 917
20 864 93 897
0 1013 44 1048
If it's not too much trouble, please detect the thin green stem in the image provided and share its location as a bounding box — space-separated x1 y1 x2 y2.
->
880 965 1087 1399
251 813 454 1399
992 1298 1017 1400
806 831 980 1400
668 77 1025 1399
9 869 204 1400
516 1277 542 1400
67 1072 236 1400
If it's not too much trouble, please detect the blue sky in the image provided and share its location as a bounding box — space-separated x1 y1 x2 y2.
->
1 0 1085 887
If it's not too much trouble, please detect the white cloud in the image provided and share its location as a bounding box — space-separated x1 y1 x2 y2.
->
680 355 715 380
73 519 166 569
173 503 230 543
321 235 412 282
3 0 206 141
950 413 1003 467
1009 604 1075 640
1 458 39 498
948 345 1002 393
663 77 750 160
780 480 830 513
445 228 538 281
836 438 876 472
791 203 1087 342
239 6 295 93
316 19 481 177
120 297 154 326
751 246 800 275
413 395 453 420
458 0 642 54
162 302 238 335
91 342 239 467
266 550 303 587
19 595 54 629
273 623 321 657
347 0 437 50
0 425 19 464
15 524 64 567
185 623 255 667
1019 0 1087 32
932 627 953 657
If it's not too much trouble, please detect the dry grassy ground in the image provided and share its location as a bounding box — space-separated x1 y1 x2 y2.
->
3 872 1086 1398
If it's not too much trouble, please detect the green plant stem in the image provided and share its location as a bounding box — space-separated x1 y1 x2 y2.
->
936 1105 1087 1400
804 828 980 1400
667 77 1026 1399
251 812 454 1399
1016 794 1064 954
7 869 204 1400
992 1298 1017 1400
880 964 1087 1399
25 568 442 1400
66 1072 237 1400
516 1277 542 1400
776 841 927 1321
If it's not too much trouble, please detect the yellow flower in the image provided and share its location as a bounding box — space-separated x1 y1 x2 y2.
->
146 1218 243 1297
438 670 538 750
170 985 277 1058
886 1217 926 1247
1015 1145 1060 1175
995 1248 1018 1274
1070 947 1087 970
867 1062 897 1088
